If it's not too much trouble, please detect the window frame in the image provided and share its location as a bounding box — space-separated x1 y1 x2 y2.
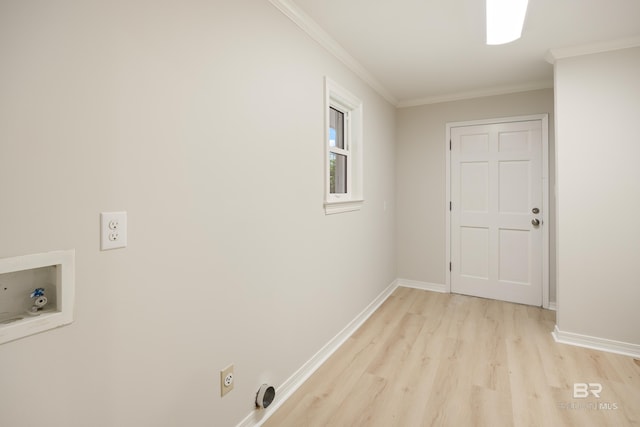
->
324 77 363 214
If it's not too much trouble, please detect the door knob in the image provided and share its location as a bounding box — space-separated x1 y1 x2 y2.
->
531 218 540 226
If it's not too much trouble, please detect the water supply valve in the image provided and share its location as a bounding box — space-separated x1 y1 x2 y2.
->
27 288 48 315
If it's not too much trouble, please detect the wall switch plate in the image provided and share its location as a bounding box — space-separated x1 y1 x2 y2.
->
220 364 234 397
100 212 127 250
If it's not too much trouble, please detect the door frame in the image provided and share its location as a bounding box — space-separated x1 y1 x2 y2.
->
445 114 550 308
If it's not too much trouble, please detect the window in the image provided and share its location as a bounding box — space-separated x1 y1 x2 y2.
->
329 107 347 194
325 77 363 214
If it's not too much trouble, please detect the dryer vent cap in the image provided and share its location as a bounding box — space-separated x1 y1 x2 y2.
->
256 384 276 409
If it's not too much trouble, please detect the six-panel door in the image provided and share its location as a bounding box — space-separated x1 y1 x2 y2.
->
451 120 542 306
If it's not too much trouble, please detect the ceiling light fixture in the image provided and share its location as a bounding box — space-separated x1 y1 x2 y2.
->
486 0 529 45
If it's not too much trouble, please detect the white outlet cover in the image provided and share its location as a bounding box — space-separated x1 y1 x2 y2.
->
101 212 127 250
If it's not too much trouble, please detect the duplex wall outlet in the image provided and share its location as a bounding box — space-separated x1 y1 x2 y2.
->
220 364 234 397
100 212 127 250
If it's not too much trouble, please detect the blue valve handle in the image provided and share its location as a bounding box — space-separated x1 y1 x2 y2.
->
30 288 45 298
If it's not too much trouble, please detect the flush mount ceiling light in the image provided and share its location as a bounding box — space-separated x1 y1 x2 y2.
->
486 0 529 45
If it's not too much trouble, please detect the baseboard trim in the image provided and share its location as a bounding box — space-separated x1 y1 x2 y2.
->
396 278 448 293
552 325 640 359
236 279 399 427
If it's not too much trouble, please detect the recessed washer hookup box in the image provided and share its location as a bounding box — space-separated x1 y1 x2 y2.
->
0 250 75 345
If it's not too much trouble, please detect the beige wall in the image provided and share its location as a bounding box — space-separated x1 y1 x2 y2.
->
554 47 640 344
0 1 396 426
396 89 556 300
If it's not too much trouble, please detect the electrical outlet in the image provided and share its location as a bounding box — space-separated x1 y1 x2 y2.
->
101 212 127 250
220 364 234 397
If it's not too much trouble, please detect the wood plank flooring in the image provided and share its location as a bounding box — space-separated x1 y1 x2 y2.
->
263 287 640 427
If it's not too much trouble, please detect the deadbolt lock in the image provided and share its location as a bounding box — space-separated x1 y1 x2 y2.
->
532 207 540 214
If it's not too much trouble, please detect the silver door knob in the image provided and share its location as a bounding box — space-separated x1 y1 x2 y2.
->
531 218 540 226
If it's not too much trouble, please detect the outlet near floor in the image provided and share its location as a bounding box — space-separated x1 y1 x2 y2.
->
220 364 234 397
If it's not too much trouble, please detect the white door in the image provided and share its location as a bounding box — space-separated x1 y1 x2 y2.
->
450 120 543 306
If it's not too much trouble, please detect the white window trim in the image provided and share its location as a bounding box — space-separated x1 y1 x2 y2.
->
324 77 363 214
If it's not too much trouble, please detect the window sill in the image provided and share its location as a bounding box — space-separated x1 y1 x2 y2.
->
324 199 364 215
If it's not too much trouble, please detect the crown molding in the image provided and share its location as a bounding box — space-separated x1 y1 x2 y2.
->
545 35 640 64
268 0 398 106
397 78 554 108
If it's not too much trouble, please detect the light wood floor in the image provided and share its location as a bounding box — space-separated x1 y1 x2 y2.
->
264 287 640 427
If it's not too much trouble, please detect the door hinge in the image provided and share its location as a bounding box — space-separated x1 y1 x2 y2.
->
449 262 452 272
449 201 452 211
449 139 452 150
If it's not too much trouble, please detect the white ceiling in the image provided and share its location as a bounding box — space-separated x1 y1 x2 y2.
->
290 0 640 106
